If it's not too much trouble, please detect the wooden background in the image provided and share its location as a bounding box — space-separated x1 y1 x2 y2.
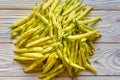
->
0 0 120 80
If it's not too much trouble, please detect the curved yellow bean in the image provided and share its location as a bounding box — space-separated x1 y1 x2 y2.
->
42 69 64 80
14 28 37 45
76 7 93 20
14 47 43 53
39 64 63 78
20 53 43 58
67 30 99 40
14 56 37 61
62 2 81 16
35 12 48 24
11 12 34 28
25 36 53 47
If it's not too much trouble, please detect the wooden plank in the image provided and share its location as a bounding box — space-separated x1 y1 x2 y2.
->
0 0 40 10
0 77 72 80
0 77 74 80
0 76 119 80
74 76 120 80
0 0 120 10
79 44 120 75
83 0 120 10
0 77 39 80
89 10 120 43
0 10 120 43
0 43 120 76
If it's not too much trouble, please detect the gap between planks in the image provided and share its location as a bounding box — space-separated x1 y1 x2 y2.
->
1 8 120 11
1 42 120 44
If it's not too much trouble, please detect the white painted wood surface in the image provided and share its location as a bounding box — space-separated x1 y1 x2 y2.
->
0 0 120 80
0 10 120 43
0 44 120 76
0 0 120 10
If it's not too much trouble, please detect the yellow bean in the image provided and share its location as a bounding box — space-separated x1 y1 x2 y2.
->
87 40 95 55
24 58 44 72
64 23 75 32
67 30 99 40
84 63 97 73
26 18 39 30
75 4 86 12
33 4 39 12
63 11 75 25
42 47 53 54
63 46 69 64
35 12 48 24
78 17 101 24
49 26 53 36
17 37 29 48
54 5 63 19
59 46 73 77
35 40 54 47
19 25 26 35
24 54 49 73
26 36 53 47
72 5 86 20
57 15 63 24
14 28 37 45
63 29 75 37
50 0 60 12
40 26 50 38
42 69 64 80
42 56 56 73
11 0 102 79
62 2 81 16
76 22 93 33
80 45 87 65
14 56 37 61
39 64 63 78
33 26 45 36
66 43 71 59
74 41 78 64
11 12 34 28
83 42 91 64
43 53 55 69
63 42 79 76
56 48 63 58
20 53 43 58
76 7 93 20
64 0 76 10
27 67 43 73
26 35 40 44
51 13 60 29
43 42 61 48
63 41 84 70
42 0 54 11
11 32 18 38
54 5 62 15
78 44 82 67
14 47 43 53
70 62 85 70
70 41 75 63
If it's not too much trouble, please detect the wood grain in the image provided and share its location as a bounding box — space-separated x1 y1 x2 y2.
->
0 76 119 80
74 76 120 80
0 10 120 43
83 0 120 10
0 0 120 80
0 44 120 76
0 77 72 80
0 0 120 10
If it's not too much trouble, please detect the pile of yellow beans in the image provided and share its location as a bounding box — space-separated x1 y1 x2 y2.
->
11 0 102 80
